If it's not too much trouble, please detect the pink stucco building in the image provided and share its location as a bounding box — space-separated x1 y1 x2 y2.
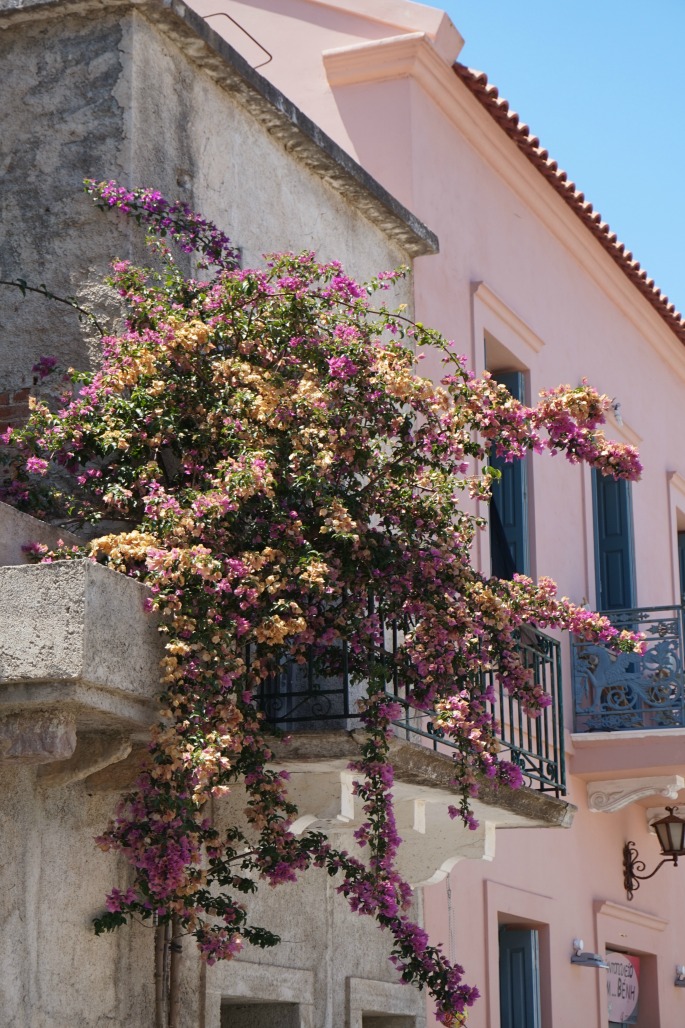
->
185 2 685 1025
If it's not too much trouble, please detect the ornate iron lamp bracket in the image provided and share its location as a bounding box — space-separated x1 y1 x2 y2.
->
623 841 678 901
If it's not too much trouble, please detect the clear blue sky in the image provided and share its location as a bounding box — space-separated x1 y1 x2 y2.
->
439 0 685 316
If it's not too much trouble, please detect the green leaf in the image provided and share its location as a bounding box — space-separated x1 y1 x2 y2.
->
93 911 128 935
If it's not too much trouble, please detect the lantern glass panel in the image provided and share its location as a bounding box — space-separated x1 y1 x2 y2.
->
655 815 685 855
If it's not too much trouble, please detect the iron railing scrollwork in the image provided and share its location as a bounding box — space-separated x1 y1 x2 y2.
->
251 638 356 727
255 606 565 796
571 605 685 732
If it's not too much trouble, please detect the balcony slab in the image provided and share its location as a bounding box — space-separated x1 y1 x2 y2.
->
265 730 574 827
570 728 685 778
0 559 162 734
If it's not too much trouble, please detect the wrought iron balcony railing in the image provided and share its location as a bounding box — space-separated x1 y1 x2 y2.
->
571 605 685 733
256 619 565 796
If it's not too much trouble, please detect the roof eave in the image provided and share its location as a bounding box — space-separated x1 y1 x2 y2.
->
453 61 685 346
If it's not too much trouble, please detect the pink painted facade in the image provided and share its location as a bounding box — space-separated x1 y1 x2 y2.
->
186 2 685 1025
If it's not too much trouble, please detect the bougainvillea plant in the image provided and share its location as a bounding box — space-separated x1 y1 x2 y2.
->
0 180 644 1025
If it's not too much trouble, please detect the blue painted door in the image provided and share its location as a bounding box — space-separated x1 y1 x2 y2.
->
593 471 636 611
499 927 541 1028
490 371 528 578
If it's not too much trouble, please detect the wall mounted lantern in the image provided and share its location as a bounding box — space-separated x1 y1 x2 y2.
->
623 807 685 901
571 939 609 969
675 965 685 987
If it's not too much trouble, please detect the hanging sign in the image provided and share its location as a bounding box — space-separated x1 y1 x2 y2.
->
607 952 640 1025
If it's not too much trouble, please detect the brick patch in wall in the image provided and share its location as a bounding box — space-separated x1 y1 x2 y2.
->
0 387 31 429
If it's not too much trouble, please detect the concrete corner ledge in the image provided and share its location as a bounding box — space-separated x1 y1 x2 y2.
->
0 559 162 730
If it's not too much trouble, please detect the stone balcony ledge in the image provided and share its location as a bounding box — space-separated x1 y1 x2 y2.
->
0 559 162 736
268 729 575 828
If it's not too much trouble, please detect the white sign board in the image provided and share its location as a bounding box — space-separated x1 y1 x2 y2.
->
607 953 639 1024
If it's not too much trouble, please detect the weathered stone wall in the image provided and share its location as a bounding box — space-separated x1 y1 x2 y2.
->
0 10 129 390
0 766 156 1028
126 10 412 279
0 0 413 407
0 4 423 1026
206 863 426 1027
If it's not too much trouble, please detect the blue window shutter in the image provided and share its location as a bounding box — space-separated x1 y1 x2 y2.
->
593 470 636 611
499 927 541 1028
490 371 528 577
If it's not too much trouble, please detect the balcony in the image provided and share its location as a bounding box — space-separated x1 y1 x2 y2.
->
0 492 573 872
257 620 566 796
572 605 685 733
250 621 572 882
0 557 162 783
571 605 685 783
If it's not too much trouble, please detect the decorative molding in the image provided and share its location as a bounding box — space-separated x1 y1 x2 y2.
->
473 281 546 355
667 470 685 606
325 30 429 87
207 959 315 1002
668 470 685 501
595 899 669 932
587 775 685 813
348 975 424 1026
485 881 556 1028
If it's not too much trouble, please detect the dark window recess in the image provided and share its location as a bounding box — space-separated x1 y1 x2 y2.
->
490 370 528 578
593 470 636 611
221 1003 300 1028
490 497 516 579
499 926 542 1028
362 1018 416 1028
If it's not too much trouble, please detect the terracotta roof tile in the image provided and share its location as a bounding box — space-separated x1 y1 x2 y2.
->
453 63 685 343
